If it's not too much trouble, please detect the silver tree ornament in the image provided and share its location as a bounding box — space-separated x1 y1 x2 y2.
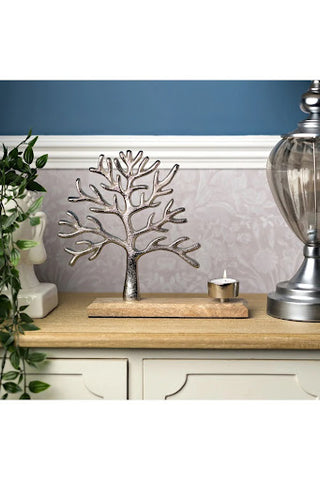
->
58 150 200 301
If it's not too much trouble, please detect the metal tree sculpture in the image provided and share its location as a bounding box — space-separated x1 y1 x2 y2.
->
58 150 200 301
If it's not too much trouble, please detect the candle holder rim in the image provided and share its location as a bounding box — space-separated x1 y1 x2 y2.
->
208 277 239 283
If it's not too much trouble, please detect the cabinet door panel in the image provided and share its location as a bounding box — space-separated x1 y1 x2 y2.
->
4 358 128 400
143 359 320 400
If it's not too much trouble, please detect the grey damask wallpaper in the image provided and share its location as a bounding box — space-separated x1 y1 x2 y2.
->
35 169 302 294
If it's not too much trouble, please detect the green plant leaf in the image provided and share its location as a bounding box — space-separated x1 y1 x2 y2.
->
23 145 34 164
3 382 22 393
2 143 8 160
0 332 14 347
0 331 11 344
26 129 32 140
3 371 19 381
20 323 40 331
10 275 21 292
4 171 21 185
20 312 34 323
26 362 37 368
3 212 18 229
16 240 38 250
28 136 38 148
26 196 43 215
36 154 48 169
20 392 31 400
16 156 24 169
19 305 29 311
30 216 41 226
19 348 29 359
15 158 30 173
26 181 46 192
10 248 20 267
9 147 18 159
28 352 47 363
1 393 8 400
29 380 50 393
0 295 12 317
10 351 20 370
17 212 28 223
18 178 28 195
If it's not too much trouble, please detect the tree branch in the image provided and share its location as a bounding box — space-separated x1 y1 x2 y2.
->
115 150 160 190
89 154 128 196
68 178 123 216
58 210 126 265
131 164 179 215
131 155 160 180
139 235 200 268
134 199 187 236
119 150 143 174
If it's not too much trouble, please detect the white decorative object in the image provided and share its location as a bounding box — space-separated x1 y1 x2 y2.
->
10 191 58 318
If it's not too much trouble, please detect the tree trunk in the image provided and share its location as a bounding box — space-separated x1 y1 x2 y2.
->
123 254 140 301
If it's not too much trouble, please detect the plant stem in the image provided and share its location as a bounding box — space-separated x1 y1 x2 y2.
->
0 348 8 394
21 353 27 395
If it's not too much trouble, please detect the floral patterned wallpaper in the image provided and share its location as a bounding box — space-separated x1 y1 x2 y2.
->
35 168 302 294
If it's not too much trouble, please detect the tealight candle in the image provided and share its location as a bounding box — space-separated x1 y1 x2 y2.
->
208 270 239 302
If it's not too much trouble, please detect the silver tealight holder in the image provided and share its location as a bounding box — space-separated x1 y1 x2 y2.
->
267 80 320 322
208 270 239 302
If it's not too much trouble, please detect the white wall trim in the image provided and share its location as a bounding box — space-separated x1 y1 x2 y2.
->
0 135 279 169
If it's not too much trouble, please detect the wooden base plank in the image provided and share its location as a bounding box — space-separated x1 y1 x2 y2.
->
87 296 249 318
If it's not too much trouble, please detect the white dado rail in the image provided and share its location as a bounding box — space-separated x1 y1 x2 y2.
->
1 135 280 169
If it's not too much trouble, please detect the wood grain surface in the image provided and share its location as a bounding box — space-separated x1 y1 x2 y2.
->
14 292 320 349
87 296 248 318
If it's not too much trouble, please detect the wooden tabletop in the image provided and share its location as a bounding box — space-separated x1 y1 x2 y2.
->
17 292 320 349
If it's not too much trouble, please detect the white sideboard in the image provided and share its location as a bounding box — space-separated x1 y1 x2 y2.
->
4 292 320 400
8 349 320 400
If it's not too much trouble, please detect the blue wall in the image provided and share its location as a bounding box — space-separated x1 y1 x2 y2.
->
0 81 310 136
